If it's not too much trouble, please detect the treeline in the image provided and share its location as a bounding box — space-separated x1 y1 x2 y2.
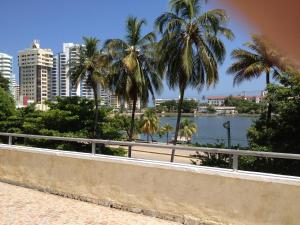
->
224 97 264 114
156 99 198 113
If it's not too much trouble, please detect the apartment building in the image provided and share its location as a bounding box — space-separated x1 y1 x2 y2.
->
18 40 53 103
0 52 13 80
0 52 14 93
52 43 120 108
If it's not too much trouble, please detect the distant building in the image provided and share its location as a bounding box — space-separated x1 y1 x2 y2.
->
0 52 13 80
124 99 141 111
52 43 82 98
18 40 53 103
155 98 198 108
13 84 20 102
207 94 264 106
198 106 237 114
207 96 226 106
52 43 120 108
0 52 14 93
155 98 175 107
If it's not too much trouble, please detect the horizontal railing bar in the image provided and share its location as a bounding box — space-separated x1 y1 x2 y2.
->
0 132 300 160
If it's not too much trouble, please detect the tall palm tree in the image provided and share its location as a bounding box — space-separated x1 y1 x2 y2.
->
105 17 162 156
161 123 174 144
227 35 289 121
140 109 160 142
69 37 109 138
179 119 197 143
156 0 234 161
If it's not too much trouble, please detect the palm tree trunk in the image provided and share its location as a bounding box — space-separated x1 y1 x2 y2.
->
266 71 270 85
167 133 169 145
170 88 185 162
128 96 137 157
147 134 149 143
266 71 272 122
93 83 99 139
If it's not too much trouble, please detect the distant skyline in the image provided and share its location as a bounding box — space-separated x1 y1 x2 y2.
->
0 0 266 99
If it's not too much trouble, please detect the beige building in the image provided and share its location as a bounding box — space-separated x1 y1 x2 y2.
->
18 40 53 103
13 84 20 102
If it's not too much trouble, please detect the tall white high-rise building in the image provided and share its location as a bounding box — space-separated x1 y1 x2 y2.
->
52 43 119 108
0 52 13 89
18 40 53 103
52 43 92 99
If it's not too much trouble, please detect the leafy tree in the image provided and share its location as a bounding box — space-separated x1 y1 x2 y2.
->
206 105 216 114
0 97 126 155
69 37 110 138
156 99 198 113
0 87 15 121
156 0 233 161
160 123 174 144
105 16 162 156
248 74 300 156
192 74 300 176
179 119 197 143
140 109 159 142
182 99 198 113
0 73 10 92
225 96 263 114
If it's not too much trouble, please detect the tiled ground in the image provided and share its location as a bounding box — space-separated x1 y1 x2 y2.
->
0 182 180 225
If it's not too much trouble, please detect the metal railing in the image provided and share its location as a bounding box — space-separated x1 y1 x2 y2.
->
1 132 300 172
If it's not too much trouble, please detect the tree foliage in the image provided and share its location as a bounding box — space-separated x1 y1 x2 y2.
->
227 35 292 85
0 97 126 156
140 109 160 142
179 118 197 142
159 123 174 144
105 16 162 148
0 87 15 121
192 74 300 176
225 96 264 114
0 73 10 92
156 99 198 113
248 74 300 155
156 0 233 150
69 37 110 138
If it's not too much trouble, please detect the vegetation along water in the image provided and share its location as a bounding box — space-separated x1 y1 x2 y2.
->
140 116 257 147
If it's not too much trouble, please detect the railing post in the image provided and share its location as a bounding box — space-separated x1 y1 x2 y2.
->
8 136 12 145
232 154 238 171
92 142 96 155
170 149 175 162
128 146 132 158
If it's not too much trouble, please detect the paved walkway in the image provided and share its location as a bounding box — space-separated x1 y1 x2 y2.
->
0 182 180 225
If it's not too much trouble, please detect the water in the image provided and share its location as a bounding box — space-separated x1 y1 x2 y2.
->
140 115 257 147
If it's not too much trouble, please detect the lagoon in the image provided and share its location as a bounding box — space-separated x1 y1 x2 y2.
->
141 115 258 147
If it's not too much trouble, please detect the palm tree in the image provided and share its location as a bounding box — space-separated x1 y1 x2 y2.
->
179 119 197 143
156 0 233 161
140 109 160 142
227 35 290 121
69 37 109 138
160 123 174 144
105 17 162 156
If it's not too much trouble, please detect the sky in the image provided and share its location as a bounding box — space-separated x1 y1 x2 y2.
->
0 0 266 99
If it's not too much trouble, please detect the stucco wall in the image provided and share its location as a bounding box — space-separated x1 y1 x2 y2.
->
0 145 300 225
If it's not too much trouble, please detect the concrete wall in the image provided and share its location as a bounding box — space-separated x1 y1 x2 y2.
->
0 145 300 225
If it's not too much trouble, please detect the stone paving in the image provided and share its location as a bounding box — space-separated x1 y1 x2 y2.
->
0 182 180 225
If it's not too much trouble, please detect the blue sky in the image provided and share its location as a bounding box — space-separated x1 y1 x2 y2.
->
0 0 265 99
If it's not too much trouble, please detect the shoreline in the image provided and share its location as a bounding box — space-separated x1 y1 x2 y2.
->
120 112 259 117
158 112 259 117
